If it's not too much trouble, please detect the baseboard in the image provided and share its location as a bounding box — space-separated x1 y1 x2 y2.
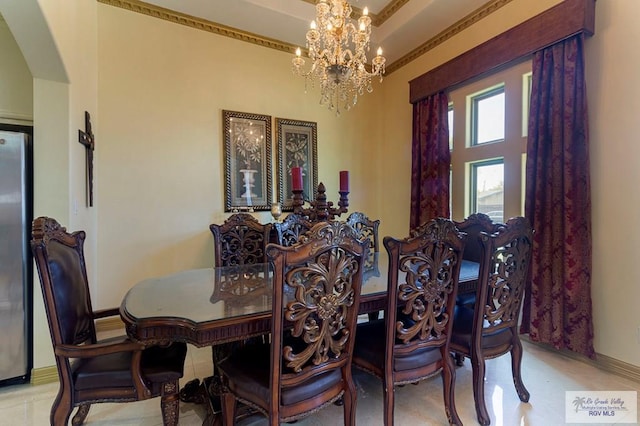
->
30 365 58 386
95 316 125 334
523 336 640 383
596 352 640 383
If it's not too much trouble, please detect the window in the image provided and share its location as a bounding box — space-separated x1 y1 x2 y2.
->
471 160 504 222
449 61 531 221
470 86 505 145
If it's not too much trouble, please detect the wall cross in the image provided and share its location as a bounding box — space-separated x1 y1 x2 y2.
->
78 111 95 207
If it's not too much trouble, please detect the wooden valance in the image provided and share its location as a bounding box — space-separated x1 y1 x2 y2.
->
409 0 596 104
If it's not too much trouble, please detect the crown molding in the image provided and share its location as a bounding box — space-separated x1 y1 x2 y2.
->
386 0 514 74
98 0 299 55
98 0 512 75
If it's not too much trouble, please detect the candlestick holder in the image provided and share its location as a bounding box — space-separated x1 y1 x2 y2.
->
292 182 349 221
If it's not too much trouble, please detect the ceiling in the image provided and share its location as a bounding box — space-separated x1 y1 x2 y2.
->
125 0 508 73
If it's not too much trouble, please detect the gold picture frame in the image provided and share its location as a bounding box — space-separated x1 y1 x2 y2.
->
223 110 272 211
275 118 318 211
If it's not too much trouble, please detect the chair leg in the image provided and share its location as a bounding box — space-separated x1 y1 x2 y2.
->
441 353 462 426
382 378 395 426
71 404 91 426
454 352 465 367
51 388 73 426
161 380 180 426
471 353 491 426
343 371 357 426
221 391 237 426
511 338 530 402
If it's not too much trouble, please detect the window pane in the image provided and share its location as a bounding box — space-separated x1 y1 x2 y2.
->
473 162 504 222
473 90 504 144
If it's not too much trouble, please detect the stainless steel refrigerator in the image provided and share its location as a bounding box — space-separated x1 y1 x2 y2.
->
0 128 32 385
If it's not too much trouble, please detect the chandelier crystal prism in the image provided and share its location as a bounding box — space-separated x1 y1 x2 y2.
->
292 0 386 115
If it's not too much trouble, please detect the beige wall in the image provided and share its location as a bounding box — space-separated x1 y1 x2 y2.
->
0 16 32 123
584 0 640 366
1 0 639 373
95 4 383 308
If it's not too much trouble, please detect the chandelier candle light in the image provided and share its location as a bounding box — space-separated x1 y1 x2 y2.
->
292 0 386 114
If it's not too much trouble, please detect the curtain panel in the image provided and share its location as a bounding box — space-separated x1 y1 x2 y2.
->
409 92 450 230
522 34 595 359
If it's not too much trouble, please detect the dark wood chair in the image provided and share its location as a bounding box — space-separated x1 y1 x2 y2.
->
207 213 273 404
30 217 187 426
454 213 502 302
454 213 501 264
346 211 381 319
272 213 314 247
210 213 272 266
352 217 466 426
217 221 367 425
450 216 534 426
345 211 380 253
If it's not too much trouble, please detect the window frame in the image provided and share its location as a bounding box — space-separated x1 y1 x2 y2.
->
469 85 505 146
449 60 531 221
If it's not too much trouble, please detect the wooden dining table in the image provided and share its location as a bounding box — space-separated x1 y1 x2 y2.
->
119 252 480 424
120 253 480 347
120 253 392 348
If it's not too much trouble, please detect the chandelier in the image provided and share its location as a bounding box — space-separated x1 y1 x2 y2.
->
292 0 386 114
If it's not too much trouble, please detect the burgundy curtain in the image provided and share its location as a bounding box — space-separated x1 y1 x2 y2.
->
522 34 595 359
409 91 450 229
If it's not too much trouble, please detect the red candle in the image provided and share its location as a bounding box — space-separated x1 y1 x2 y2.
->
339 170 349 192
291 167 303 191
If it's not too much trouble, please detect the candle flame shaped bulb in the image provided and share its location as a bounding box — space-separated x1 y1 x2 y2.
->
310 20 317 30
363 7 368 16
296 47 301 57
377 47 383 56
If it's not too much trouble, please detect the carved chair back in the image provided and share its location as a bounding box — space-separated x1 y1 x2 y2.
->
454 212 502 263
273 213 314 247
31 217 96 352
345 211 380 253
471 216 533 340
209 213 272 267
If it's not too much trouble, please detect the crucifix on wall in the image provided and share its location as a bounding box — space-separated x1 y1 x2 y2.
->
78 111 95 207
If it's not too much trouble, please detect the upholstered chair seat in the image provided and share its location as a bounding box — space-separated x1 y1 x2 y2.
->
451 308 514 352
354 321 443 374
218 341 344 407
72 338 186 391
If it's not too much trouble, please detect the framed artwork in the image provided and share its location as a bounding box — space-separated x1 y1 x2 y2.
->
223 110 272 211
276 118 318 211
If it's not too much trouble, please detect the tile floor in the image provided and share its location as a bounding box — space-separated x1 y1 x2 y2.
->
1 339 638 425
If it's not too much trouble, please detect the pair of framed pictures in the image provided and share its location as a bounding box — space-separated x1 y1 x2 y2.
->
222 110 318 212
